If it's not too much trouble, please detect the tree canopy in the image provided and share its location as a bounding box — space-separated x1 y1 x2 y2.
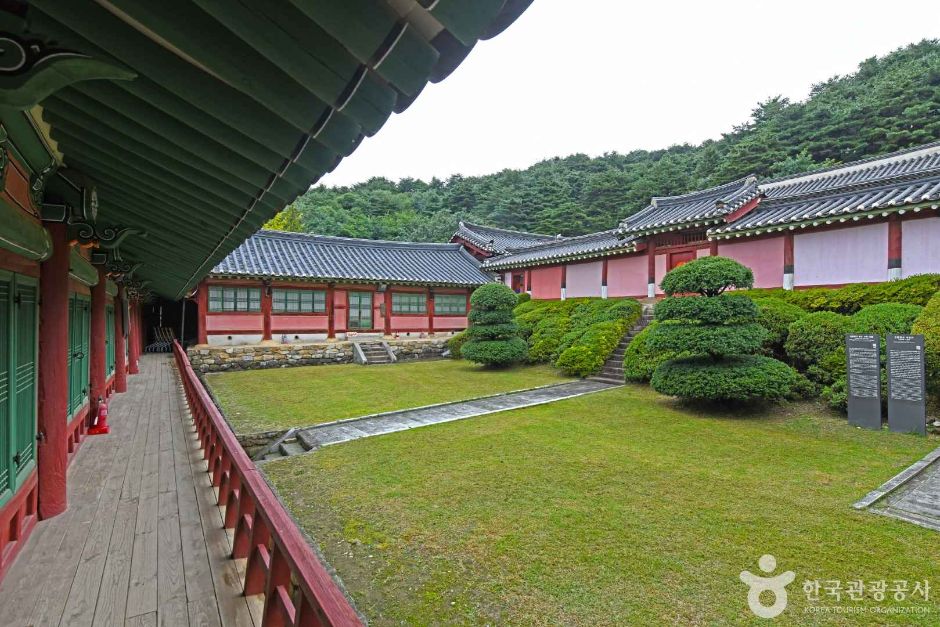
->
266 40 940 241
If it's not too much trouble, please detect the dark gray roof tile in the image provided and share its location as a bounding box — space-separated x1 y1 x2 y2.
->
482 230 637 270
452 221 558 254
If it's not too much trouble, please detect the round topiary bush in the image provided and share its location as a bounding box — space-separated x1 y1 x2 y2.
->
648 257 798 403
623 321 690 382
784 311 852 370
659 256 754 297
911 292 940 400
651 355 801 403
445 330 468 359
750 297 806 357
850 302 922 336
461 283 527 367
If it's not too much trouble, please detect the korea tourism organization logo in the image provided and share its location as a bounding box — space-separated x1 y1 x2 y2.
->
739 554 932 619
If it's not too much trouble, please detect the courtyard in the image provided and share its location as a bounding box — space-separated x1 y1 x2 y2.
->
256 382 939 625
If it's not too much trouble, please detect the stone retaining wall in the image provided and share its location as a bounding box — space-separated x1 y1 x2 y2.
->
187 337 449 373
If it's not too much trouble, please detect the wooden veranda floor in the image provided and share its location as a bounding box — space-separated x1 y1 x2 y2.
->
0 355 262 626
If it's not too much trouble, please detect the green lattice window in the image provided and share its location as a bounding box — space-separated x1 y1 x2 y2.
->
67 294 90 416
392 292 426 314
434 294 467 315
208 286 261 312
273 289 326 313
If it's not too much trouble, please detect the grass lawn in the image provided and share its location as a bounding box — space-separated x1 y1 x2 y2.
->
264 384 940 625
206 360 570 434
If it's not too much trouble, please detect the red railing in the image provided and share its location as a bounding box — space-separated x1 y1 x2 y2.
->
172 341 361 627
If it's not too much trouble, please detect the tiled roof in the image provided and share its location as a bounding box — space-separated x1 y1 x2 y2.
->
212 230 493 286
616 176 760 237
452 221 558 254
710 143 940 237
482 230 638 270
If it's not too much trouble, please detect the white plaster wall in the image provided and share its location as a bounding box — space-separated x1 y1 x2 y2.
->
794 222 888 286
902 216 940 277
207 334 264 346
565 261 603 298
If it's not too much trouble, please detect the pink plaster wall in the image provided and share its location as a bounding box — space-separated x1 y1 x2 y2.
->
389 315 426 331
718 237 784 288
565 261 603 297
902 216 940 277
794 222 888 286
271 315 328 332
655 254 667 294
696 248 711 258
606 255 647 297
333 290 347 330
433 316 468 331
206 314 263 332
531 266 562 299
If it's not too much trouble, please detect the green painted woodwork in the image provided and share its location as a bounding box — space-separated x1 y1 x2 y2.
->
424 0 506 47
0 197 52 261
434 293 467 315
106 304 115 376
0 271 39 506
207 286 261 313
10 1 527 299
347 291 373 330
272 288 326 313
67 294 90 416
106 279 117 297
392 292 426 314
69 248 99 287
0 53 135 109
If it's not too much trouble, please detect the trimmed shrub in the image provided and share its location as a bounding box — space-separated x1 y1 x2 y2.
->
446 330 468 359
651 355 801 403
648 323 767 357
784 312 852 371
462 284 527 367
556 321 624 377
649 257 797 403
849 303 922 336
659 256 754 296
751 297 807 357
623 321 690 382
911 291 940 399
745 274 940 313
516 292 531 305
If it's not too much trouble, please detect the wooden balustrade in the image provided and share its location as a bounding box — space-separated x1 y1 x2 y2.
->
172 341 361 627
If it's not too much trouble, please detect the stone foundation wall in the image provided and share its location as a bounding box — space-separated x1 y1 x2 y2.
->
187 337 448 373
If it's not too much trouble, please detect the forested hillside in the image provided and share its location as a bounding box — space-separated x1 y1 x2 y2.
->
266 40 940 241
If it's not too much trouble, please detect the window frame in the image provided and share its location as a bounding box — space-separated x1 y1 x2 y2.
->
433 293 468 316
207 285 262 313
391 292 427 315
272 288 327 314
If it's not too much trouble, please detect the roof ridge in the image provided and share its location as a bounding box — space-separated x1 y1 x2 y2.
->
649 175 757 205
458 221 556 238
257 229 461 250
500 229 618 254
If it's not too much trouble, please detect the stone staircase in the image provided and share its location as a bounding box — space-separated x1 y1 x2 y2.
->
358 341 392 365
588 304 654 385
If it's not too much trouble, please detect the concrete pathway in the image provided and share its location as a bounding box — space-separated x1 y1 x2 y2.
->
261 379 618 461
855 445 940 531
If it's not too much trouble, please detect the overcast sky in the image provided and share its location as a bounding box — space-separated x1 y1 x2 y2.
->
319 0 939 187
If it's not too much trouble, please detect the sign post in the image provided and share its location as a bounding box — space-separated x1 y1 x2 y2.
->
846 334 882 430
886 334 927 436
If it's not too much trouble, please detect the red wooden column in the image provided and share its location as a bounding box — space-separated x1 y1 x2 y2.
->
196 282 208 345
261 282 273 341
560 265 567 300
89 266 107 417
646 237 657 298
601 259 609 299
709 239 719 256
326 284 335 339
383 290 392 335
128 299 140 374
114 284 127 393
783 231 795 290
524 269 531 293
888 213 902 280
37 223 70 519
426 288 434 334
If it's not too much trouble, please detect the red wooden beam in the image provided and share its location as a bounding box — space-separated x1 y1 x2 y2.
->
426 288 434 334
114 284 127 393
37 223 70 519
646 235 657 293
326 284 335 339
89 265 107 418
261 282 273 341
384 290 392 335
196 282 208 345
888 213 902 278
128 300 140 374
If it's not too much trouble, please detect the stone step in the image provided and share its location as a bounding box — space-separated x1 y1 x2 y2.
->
587 376 623 385
278 439 307 457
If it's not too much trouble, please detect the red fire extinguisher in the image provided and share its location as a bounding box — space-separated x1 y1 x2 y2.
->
89 396 110 435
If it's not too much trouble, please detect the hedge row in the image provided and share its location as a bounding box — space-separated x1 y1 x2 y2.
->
514 297 642 376
744 274 940 313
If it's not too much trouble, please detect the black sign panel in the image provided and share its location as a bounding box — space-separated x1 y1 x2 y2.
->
846 334 882 430
886 334 927 436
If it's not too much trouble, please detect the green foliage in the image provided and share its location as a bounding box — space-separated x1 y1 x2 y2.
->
659 257 754 296
784 312 852 372
446 331 468 359
262 205 304 232
849 303 923 335
745 274 940 314
516 292 531 305
655 293 757 324
650 356 801 403
648 323 767 358
463 284 526 367
623 321 690 382
513 297 641 375
911 292 940 399
266 42 940 243
751 298 807 357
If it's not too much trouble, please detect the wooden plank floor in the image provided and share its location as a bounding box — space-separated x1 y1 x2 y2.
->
0 355 262 626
